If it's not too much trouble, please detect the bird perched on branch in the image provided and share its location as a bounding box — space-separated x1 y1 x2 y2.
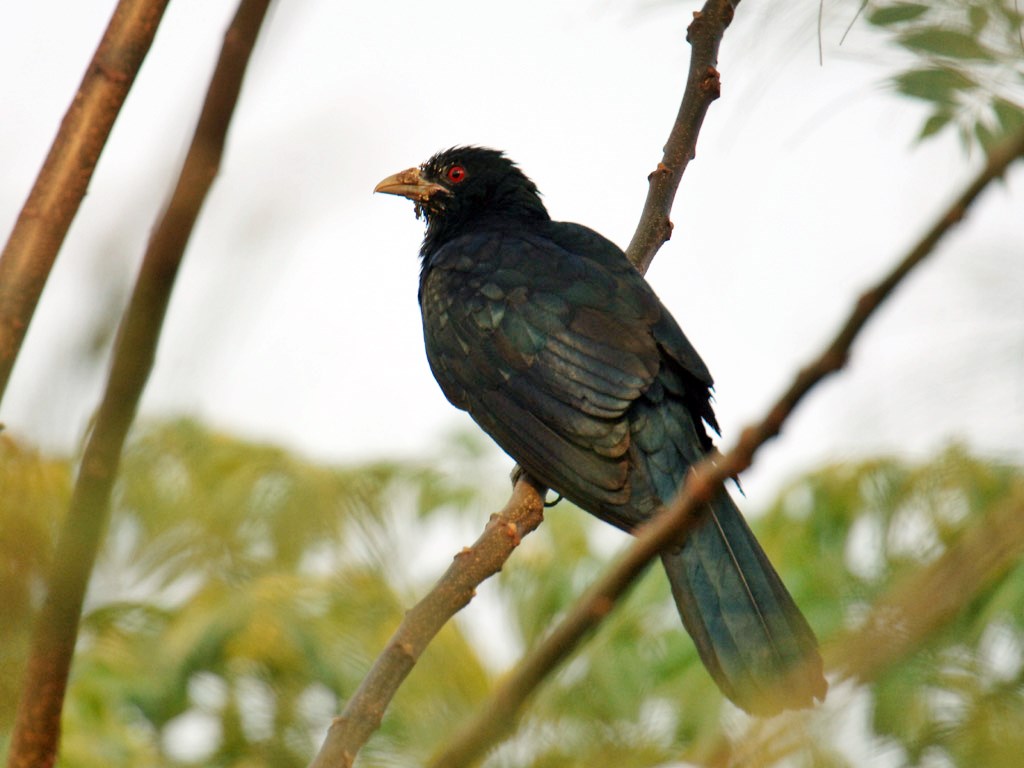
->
374 146 826 715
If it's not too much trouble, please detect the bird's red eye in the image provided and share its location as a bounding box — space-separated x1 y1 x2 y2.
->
447 165 467 183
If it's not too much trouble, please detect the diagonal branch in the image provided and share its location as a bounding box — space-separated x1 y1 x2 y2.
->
3 3 274 767
0 0 172 408
424 126 1024 768
306 3 741 767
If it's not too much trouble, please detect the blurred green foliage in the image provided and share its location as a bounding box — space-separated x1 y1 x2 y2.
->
756 447 1024 768
864 0 1024 150
2 422 1022 767
2 421 492 768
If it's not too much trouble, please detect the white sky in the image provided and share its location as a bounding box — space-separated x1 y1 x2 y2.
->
2 0 1022 512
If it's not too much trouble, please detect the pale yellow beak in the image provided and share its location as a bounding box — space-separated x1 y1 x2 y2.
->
373 166 448 203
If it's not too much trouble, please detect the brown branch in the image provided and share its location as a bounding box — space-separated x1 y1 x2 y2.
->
3 3 274 767
307 476 547 768
625 0 739 274
424 125 1024 768
0 0 172 408
307 4 740 767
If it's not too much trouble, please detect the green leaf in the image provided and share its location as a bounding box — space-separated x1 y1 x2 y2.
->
994 97 1024 136
968 3 989 35
919 110 954 140
899 28 995 59
868 3 930 26
975 119 998 152
895 67 974 104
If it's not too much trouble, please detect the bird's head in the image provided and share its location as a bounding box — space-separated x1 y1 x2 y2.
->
375 146 549 253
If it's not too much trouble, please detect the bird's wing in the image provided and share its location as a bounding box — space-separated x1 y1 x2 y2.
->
544 220 718 428
421 226 665 513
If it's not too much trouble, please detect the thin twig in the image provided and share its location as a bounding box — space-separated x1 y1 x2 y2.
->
425 126 1024 768
625 0 739 274
3 3 273 767
0 0 171 408
307 476 547 768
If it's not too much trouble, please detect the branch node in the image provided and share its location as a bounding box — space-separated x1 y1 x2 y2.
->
397 642 415 660
505 521 521 545
820 348 848 375
687 11 704 42
648 161 672 181
701 66 722 97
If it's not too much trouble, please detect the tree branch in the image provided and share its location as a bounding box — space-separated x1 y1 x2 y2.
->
424 125 1024 768
625 0 739 273
0 0 171 408
4 3 273 766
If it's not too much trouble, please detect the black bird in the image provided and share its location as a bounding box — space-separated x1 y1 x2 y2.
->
375 146 826 715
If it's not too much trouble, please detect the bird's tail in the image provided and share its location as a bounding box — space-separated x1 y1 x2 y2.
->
661 490 827 715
